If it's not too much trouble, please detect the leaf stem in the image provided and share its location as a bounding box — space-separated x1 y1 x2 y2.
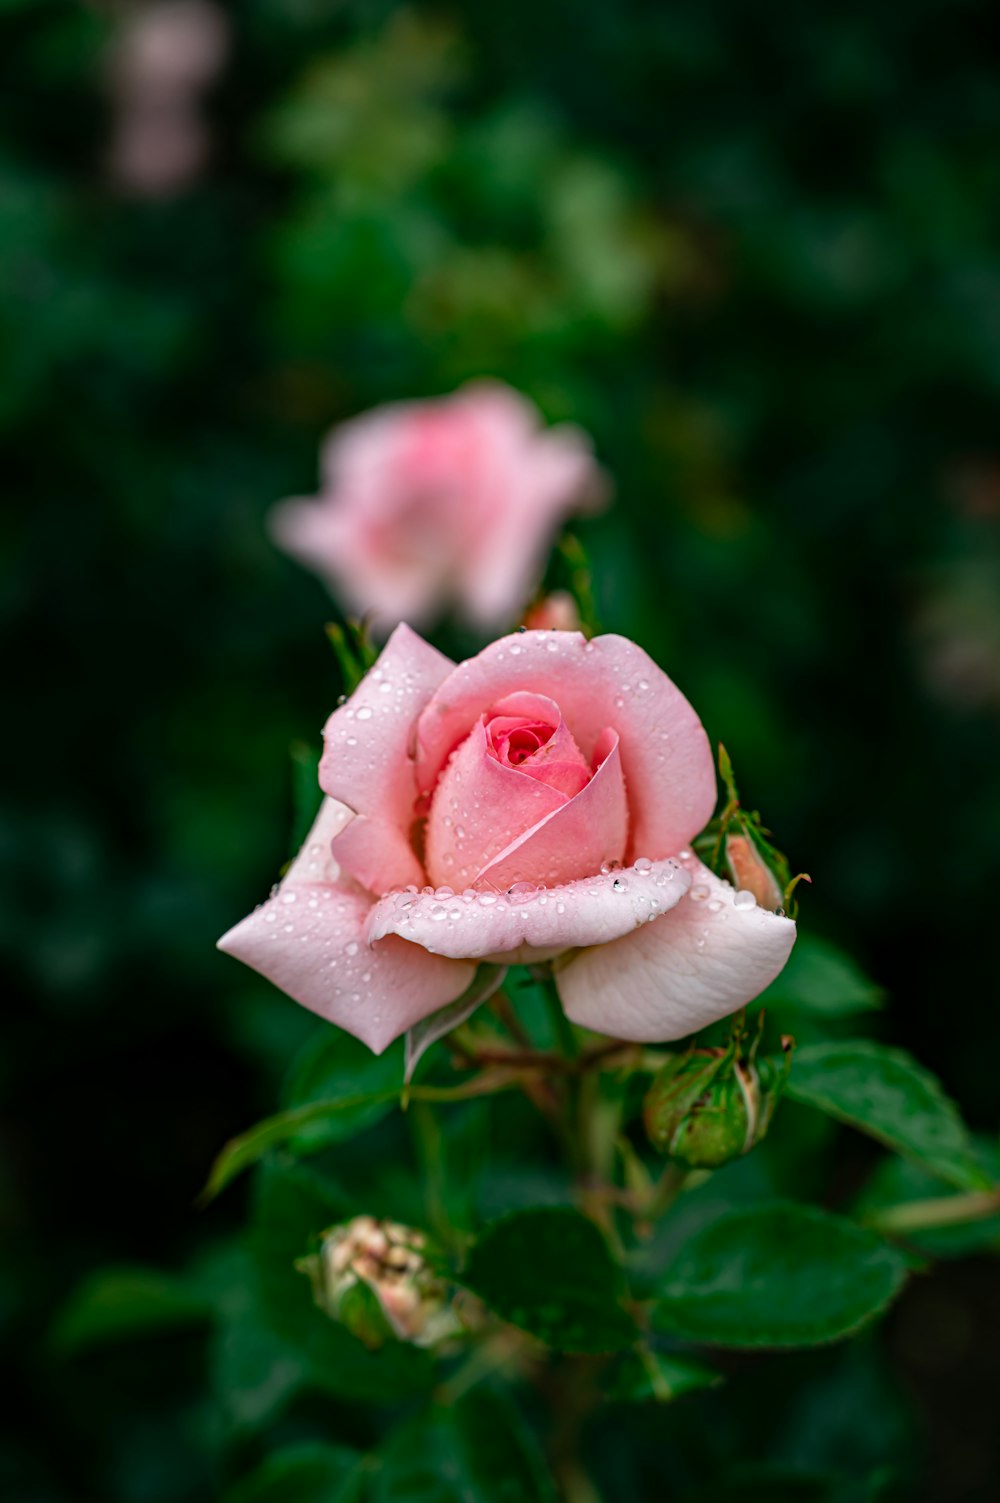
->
863 1188 1000 1235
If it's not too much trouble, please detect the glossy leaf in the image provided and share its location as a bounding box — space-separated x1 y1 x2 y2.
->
785 1040 992 1191
461 1206 636 1352
652 1202 908 1348
283 1029 405 1149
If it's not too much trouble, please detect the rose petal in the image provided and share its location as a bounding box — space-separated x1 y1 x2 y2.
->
331 814 425 894
217 798 474 1053
556 857 796 1042
477 728 628 889
416 631 715 860
366 857 692 965
320 622 453 832
424 716 567 890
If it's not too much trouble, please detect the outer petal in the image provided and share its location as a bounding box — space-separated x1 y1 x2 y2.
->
477 729 628 889
217 798 475 1053
556 858 796 1043
366 857 692 965
424 717 566 890
331 815 425 895
320 624 453 885
415 631 715 861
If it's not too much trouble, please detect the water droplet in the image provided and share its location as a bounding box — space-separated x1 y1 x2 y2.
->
345 940 359 956
637 678 650 692
707 899 724 913
545 638 560 651
283 922 294 933
509 643 522 655
633 856 652 874
428 904 449 921
477 892 498 906
346 736 358 747
612 877 629 893
733 890 756 910
264 911 277 924
282 891 297 904
355 706 373 721
690 884 710 902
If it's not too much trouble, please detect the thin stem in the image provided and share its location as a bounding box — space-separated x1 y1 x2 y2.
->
863 1188 1000 1235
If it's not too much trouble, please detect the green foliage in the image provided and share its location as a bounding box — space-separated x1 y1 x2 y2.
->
50 1268 212 1356
372 1390 557 1503
756 935 885 1019
226 1444 366 1503
462 1207 637 1352
652 1203 909 1348
785 1041 992 1190
607 1348 723 1404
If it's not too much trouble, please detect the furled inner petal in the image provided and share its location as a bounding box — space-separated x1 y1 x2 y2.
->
423 715 568 890
366 856 692 966
476 727 628 890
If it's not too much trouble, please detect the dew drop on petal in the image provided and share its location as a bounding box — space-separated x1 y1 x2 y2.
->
733 890 757 910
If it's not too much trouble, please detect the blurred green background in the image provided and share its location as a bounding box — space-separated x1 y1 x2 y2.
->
4 0 1000 1498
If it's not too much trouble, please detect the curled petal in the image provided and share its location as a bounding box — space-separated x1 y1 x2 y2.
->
366 858 692 965
320 623 453 835
217 799 474 1053
556 858 796 1043
416 631 715 860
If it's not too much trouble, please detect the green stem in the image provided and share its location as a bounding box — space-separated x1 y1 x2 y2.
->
863 1188 1000 1235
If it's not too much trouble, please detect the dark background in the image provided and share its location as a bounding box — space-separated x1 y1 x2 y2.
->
3 1 1000 1498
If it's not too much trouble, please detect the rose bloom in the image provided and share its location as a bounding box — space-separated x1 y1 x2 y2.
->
219 628 796 1052
269 382 604 631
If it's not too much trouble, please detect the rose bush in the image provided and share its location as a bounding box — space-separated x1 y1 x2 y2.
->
269 381 604 631
219 626 796 1052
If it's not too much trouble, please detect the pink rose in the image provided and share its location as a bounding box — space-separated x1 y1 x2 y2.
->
269 382 605 631
219 627 796 1053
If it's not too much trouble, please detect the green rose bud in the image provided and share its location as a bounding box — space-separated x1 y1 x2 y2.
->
643 1033 792 1170
298 1215 463 1350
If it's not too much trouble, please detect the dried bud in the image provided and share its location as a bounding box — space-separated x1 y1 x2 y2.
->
643 1039 791 1170
724 833 785 913
299 1216 462 1349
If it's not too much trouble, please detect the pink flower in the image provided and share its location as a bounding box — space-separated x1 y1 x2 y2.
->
218 627 796 1052
269 382 605 631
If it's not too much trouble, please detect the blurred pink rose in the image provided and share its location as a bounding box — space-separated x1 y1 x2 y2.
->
269 382 606 631
219 627 795 1053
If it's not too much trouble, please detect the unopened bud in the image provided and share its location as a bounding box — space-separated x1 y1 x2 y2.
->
724 833 785 913
643 1040 790 1170
523 591 582 633
298 1216 462 1349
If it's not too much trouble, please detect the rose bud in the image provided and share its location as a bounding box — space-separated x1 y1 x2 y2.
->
219 628 796 1051
523 592 582 633
724 833 785 913
269 381 606 633
299 1216 462 1350
643 1042 790 1169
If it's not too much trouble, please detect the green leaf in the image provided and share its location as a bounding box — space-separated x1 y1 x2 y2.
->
461 1207 636 1353
607 1348 722 1404
652 1202 908 1348
226 1444 366 1503
372 1389 556 1503
853 1144 1000 1258
757 935 884 1017
50 1267 211 1356
201 1071 523 1201
283 1030 405 1149
785 1040 992 1191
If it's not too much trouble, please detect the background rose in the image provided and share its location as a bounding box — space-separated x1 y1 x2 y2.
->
268 381 605 632
219 626 796 1051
